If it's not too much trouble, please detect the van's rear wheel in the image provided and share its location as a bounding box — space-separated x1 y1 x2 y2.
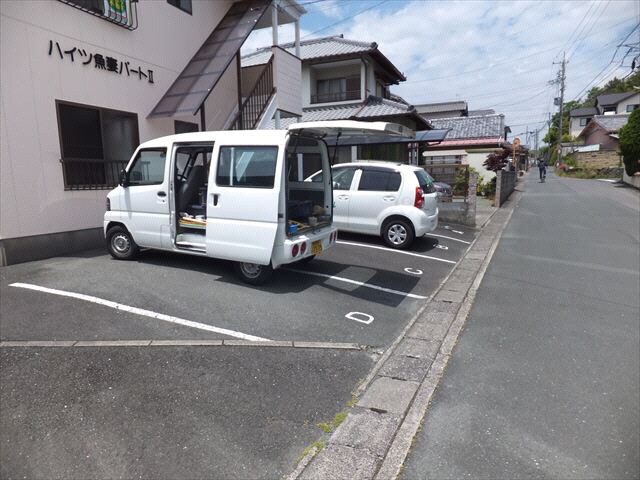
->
382 218 415 249
234 262 273 285
106 226 139 260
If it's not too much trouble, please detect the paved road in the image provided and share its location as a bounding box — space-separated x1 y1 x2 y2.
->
402 172 640 479
0 223 476 479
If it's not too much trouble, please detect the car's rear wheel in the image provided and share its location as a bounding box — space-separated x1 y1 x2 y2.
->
234 262 273 285
106 226 139 260
382 218 415 249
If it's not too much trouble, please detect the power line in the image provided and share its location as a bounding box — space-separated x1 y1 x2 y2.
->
570 22 640 101
301 0 389 39
568 0 611 60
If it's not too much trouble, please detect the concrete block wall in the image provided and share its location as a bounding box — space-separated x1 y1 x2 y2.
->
574 150 622 169
435 172 477 227
495 170 516 208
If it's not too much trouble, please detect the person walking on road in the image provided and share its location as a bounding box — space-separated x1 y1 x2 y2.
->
538 158 547 182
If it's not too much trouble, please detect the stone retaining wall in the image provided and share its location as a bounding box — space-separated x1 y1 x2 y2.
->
574 150 621 169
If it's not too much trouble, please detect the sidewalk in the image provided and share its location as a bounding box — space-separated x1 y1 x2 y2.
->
288 179 520 480
401 171 640 478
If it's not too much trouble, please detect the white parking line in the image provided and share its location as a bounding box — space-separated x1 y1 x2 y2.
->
9 283 271 342
285 269 428 299
336 241 456 264
425 233 471 245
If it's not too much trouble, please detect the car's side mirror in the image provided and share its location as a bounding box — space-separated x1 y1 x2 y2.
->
119 169 129 188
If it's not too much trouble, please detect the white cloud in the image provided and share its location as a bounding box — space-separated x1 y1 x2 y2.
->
328 0 639 141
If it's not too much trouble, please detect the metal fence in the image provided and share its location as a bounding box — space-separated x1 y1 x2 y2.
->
422 163 470 199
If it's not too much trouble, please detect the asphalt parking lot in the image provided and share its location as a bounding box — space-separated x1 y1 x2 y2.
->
0 222 477 479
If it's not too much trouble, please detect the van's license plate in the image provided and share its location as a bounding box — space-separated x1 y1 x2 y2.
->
311 240 323 255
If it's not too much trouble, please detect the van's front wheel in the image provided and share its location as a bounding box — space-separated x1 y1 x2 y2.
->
106 226 139 260
234 262 273 285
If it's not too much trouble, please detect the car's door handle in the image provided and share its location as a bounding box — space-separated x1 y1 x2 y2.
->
157 191 167 197
383 196 396 201
337 195 350 200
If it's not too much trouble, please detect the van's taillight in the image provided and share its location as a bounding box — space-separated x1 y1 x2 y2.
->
300 242 307 254
414 187 424 209
106 197 111 211
292 244 299 257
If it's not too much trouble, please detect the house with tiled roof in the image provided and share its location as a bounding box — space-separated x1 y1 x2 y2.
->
426 114 509 181
570 91 639 138
241 35 430 162
415 101 468 120
578 114 630 151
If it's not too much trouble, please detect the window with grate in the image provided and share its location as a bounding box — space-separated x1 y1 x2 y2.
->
57 101 139 190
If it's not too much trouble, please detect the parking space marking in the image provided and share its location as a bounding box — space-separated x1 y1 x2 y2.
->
285 269 428 299
345 312 374 325
425 233 471 245
9 283 271 342
336 241 456 264
404 268 423 275
443 225 465 235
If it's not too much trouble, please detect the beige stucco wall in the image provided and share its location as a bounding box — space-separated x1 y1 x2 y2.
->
273 47 302 116
570 117 589 138
616 93 640 114
0 0 234 240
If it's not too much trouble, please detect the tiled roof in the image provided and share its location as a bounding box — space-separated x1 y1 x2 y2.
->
429 114 505 140
592 114 629 132
570 107 597 117
241 35 374 67
415 101 467 114
263 96 429 129
596 91 637 107
468 109 495 116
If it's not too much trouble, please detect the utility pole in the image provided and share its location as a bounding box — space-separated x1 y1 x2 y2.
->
552 52 567 163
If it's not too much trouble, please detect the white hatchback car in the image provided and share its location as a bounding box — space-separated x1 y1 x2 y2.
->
309 162 439 249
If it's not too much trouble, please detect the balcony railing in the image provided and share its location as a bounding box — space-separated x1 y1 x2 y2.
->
61 158 128 190
58 0 138 30
232 55 275 130
310 90 361 104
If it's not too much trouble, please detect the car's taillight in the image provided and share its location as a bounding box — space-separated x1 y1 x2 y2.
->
292 244 299 257
300 242 307 254
414 187 424 208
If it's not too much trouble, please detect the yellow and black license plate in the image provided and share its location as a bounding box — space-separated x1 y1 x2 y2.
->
311 240 323 255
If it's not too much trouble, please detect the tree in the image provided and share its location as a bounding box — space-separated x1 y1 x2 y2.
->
619 108 640 176
484 146 512 172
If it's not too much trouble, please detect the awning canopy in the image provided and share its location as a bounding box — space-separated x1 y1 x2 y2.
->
148 0 271 118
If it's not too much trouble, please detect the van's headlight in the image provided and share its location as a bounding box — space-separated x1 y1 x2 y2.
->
106 197 111 211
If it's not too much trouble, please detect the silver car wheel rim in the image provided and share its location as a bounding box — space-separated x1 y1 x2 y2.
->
240 263 262 278
388 225 407 245
112 234 130 254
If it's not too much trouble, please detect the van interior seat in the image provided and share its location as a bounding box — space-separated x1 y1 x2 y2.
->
177 165 205 213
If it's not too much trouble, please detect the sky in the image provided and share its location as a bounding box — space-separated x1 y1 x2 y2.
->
242 0 640 146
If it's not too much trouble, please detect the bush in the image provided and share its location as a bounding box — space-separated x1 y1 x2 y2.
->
619 108 640 176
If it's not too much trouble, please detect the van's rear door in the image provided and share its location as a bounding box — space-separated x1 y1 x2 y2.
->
288 120 415 145
206 144 281 265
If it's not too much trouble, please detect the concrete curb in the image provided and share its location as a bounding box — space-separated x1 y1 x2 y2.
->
290 186 524 480
0 340 364 350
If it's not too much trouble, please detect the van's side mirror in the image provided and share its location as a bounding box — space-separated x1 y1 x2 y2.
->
119 169 129 188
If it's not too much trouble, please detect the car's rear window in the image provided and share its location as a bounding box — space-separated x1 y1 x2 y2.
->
415 170 435 193
358 169 401 192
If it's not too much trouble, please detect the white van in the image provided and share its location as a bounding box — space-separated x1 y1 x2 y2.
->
104 121 413 284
